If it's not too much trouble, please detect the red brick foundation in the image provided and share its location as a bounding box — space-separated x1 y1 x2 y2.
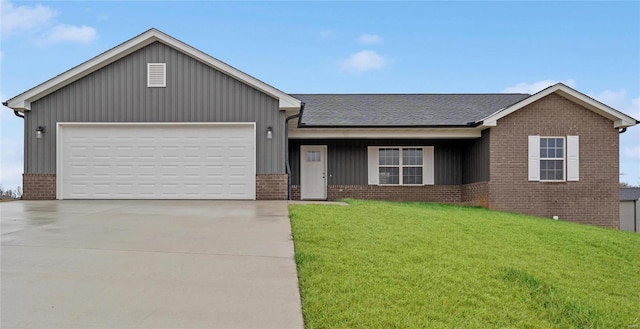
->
256 174 288 200
23 173 56 200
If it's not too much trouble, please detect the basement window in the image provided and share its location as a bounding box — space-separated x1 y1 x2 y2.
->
147 63 166 87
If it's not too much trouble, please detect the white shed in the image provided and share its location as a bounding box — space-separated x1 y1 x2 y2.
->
620 188 640 233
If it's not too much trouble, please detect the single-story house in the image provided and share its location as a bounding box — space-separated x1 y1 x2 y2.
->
620 188 640 232
4 29 638 228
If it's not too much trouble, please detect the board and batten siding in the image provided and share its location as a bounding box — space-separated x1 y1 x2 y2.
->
24 41 285 174
289 139 467 186
462 129 490 184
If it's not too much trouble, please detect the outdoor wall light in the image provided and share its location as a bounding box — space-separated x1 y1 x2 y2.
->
266 126 273 139
36 126 45 139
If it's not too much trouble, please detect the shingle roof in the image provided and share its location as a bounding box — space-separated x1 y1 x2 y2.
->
291 94 531 127
620 187 640 201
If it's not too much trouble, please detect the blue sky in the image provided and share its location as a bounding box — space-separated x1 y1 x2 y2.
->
1 1 639 190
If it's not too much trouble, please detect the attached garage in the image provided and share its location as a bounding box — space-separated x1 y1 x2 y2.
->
5 29 300 201
57 123 256 200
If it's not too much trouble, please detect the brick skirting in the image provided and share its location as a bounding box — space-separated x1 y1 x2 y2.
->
256 174 288 200
23 173 56 200
291 184 462 203
461 181 489 207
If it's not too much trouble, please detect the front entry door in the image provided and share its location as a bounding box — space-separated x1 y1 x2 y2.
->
300 145 327 200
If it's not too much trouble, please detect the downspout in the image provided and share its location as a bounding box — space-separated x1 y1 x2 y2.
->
285 102 305 200
2 101 23 119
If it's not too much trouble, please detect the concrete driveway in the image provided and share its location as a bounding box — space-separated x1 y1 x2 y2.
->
1 200 304 329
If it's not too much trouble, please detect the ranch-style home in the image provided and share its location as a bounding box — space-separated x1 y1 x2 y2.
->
4 29 638 228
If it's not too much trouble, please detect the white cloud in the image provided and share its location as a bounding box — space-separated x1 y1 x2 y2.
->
340 50 387 74
502 79 576 94
623 146 640 160
1 1 97 45
587 89 640 184
320 30 335 39
1 91 24 190
43 24 96 44
0 0 57 35
589 89 640 119
357 33 383 45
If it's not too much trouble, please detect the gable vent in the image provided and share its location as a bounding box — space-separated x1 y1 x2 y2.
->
147 63 166 87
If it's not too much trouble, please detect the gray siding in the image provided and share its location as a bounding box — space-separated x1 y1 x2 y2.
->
25 41 285 174
619 200 639 232
289 139 465 185
462 129 490 184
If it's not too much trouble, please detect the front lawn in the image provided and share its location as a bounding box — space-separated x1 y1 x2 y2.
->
289 200 640 328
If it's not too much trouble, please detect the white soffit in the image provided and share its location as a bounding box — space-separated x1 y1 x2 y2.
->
6 28 301 111
481 83 638 129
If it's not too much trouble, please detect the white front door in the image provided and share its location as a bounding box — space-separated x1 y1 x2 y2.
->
300 145 327 200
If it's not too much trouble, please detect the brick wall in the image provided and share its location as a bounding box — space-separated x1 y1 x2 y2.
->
290 185 300 200
23 173 56 200
291 184 461 203
256 173 288 200
461 181 489 207
488 93 619 228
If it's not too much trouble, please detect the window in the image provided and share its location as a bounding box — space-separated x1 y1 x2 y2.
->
368 147 434 185
528 135 579 182
540 137 564 181
306 151 321 162
147 63 166 87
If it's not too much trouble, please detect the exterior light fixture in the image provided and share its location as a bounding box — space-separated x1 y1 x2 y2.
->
36 126 45 139
266 126 273 139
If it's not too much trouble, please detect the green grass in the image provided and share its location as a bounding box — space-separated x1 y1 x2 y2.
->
289 200 640 329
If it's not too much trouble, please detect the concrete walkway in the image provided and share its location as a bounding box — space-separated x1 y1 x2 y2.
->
1 200 304 329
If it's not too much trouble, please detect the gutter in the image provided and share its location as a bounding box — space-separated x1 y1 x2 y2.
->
620 120 640 134
285 102 305 200
2 101 24 119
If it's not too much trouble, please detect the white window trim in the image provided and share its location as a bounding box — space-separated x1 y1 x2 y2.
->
147 63 166 87
539 136 566 182
529 135 579 183
367 146 434 186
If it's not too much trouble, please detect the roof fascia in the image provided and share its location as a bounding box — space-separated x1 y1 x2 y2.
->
298 124 473 128
6 29 300 111
481 83 638 129
288 127 481 139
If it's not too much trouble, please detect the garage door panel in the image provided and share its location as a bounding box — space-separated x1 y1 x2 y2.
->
59 124 256 199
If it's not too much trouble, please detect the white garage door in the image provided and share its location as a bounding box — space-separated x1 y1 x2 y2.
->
57 123 256 200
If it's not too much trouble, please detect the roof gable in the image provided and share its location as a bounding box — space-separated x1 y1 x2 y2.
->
5 28 301 111
481 83 638 129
